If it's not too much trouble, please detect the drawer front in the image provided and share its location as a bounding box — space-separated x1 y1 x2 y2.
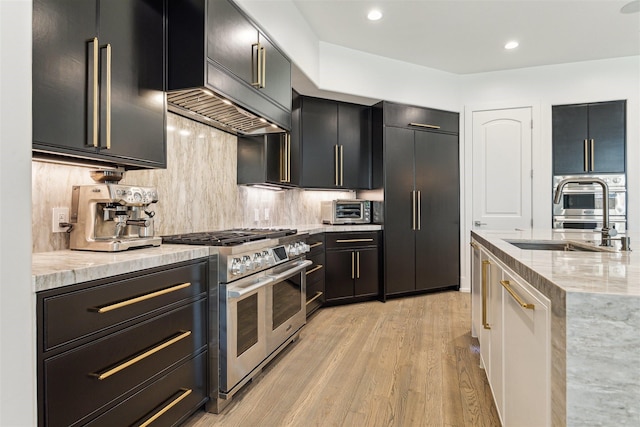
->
86 351 207 427
307 233 325 254
305 252 325 285
384 102 459 134
325 231 379 249
43 261 208 350
44 299 207 427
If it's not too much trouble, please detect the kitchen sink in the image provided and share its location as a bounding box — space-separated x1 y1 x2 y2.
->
504 239 607 252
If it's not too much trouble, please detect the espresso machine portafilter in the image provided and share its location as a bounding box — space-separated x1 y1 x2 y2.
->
69 178 162 252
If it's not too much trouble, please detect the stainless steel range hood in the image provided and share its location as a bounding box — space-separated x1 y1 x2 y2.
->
167 88 284 136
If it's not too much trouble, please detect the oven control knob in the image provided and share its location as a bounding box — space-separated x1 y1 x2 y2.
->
262 250 273 266
231 258 243 275
242 255 253 271
302 243 310 253
253 252 263 268
288 243 298 256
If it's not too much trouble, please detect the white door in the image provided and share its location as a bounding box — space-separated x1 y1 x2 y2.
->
472 108 533 230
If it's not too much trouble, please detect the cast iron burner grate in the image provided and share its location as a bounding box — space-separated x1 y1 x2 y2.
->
161 228 297 246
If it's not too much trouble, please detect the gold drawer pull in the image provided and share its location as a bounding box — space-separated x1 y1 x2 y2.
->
482 260 491 330
138 388 193 427
336 238 374 243
306 291 323 305
500 280 535 310
93 282 191 313
309 242 323 249
91 331 191 380
470 241 478 249
409 122 441 130
305 265 323 275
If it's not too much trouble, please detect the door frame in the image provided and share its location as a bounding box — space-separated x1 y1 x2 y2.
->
459 100 545 292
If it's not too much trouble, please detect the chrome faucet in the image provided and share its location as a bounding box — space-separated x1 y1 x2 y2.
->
553 177 617 247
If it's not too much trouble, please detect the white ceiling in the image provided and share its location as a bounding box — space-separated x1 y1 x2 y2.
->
291 0 640 75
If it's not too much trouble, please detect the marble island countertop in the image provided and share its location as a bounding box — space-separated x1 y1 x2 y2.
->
471 229 639 296
472 229 640 426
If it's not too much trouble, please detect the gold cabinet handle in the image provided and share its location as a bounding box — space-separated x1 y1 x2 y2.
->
335 238 374 243
590 139 595 171
90 37 99 148
251 43 262 87
91 331 191 380
280 135 286 182
482 260 491 330
334 145 340 186
470 241 478 249
500 280 535 310
409 122 441 130
305 264 323 275
261 44 266 88
309 242 323 249
417 190 421 231
412 190 417 230
584 139 589 172
351 251 355 279
138 388 192 427
105 43 112 149
306 291 323 305
286 134 291 182
92 282 191 313
356 251 360 279
340 145 344 186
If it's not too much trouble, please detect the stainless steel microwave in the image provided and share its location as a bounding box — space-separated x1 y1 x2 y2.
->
321 200 371 224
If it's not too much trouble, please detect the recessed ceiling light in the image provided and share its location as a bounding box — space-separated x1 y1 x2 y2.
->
505 41 519 50
367 9 382 21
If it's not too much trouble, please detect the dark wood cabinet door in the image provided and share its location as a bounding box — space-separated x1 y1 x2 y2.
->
300 97 338 188
260 33 291 111
354 248 379 297
383 126 416 295
414 131 460 291
325 250 355 301
552 104 589 175
207 0 256 85
32 0 98 154
339 103 371 189
99 0 166 166
589 101 625 173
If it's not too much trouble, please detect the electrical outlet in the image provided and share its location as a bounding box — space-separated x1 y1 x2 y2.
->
52 207 69 233
264 208 270 221
254 208 260 222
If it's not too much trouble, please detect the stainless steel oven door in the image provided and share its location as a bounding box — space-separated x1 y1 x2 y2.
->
552 188 626 217
220 273 273 394
553 216 627 233
265 259 312 355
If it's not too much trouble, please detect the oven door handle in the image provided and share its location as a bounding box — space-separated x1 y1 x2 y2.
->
267 260 312 282
228 276 275 299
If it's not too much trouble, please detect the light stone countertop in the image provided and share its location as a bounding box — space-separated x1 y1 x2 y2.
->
471 229 640 426
32 244 214 293
32 225 381 293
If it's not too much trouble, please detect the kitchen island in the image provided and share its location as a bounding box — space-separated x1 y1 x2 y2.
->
471 229 639 426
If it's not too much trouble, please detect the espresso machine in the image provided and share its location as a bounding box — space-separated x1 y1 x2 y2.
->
69 170 162 252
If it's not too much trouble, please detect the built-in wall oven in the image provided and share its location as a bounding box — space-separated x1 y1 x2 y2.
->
552 174 626 232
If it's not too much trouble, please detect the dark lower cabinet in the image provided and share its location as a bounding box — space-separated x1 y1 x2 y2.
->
37 259 209 427
32 0 167 169
325 231 380 303
552 100 626 175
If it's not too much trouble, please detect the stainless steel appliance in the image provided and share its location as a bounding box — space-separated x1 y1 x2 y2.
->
552 174 626 232
69 171 160 251
161 228 310 412
321 199 372 224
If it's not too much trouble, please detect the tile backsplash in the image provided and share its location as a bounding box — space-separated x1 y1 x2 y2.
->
32 113 353 253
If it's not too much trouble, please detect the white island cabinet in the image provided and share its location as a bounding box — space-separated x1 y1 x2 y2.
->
472 240 551 426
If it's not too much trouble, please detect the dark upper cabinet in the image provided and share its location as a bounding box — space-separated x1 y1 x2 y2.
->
292 93 372 189
552 100 626 175
32 0 166 169
237 132 298 187
168 0 291 131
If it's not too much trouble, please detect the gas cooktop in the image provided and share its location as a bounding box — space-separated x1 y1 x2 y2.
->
161 228 298 247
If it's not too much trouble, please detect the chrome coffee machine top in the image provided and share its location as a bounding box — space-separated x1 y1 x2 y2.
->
69 170 161 252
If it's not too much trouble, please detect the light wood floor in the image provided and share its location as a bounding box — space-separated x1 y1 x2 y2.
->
185 291 500 427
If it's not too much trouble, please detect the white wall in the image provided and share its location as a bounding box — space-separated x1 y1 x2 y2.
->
0 0 37 425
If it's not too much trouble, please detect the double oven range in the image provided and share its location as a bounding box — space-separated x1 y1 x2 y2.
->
553 174 627 232
162 229 311 412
